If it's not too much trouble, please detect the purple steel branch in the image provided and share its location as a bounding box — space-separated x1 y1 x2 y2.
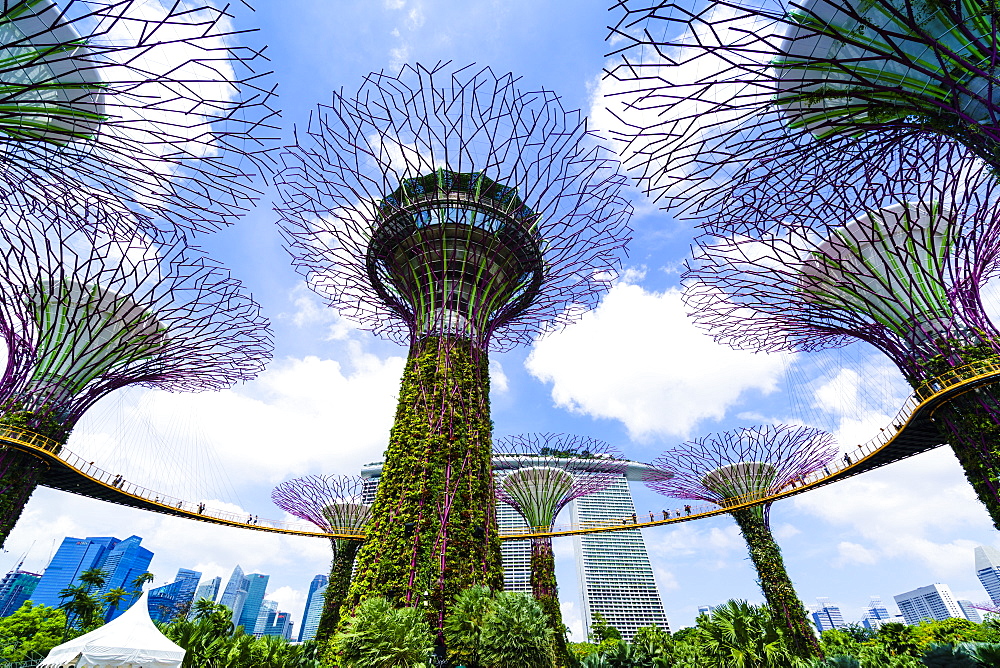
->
680 143 1000 380
0 209 272 431
0 0 278 234
604 0 999 225
493 433 626 529
271 474 369 534
645 425 837 522
275 61 631 351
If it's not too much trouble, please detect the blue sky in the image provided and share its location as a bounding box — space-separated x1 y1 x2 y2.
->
6 0 1000 640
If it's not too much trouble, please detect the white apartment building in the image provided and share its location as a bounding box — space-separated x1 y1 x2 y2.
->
894 583 965 625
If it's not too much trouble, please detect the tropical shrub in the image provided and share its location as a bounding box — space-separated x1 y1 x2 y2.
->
333 597 434 668
479 592 556 668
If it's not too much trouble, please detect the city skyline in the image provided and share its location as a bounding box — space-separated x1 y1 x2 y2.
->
4 0 1000 639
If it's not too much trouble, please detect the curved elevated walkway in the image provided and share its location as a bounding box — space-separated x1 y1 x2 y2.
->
5 359 1000 541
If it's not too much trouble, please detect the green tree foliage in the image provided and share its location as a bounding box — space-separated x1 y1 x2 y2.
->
333 597 434 668
58 567 108 634
0 601 71 661
479 592 556 668
443 585 494 668
589 613 622 643
695 599 797 668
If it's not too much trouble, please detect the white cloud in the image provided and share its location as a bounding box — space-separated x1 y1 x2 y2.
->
835 541 878 567
526 281 790 439
489 360 509 394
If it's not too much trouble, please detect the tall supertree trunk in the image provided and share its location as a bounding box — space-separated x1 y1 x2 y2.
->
0 449 46 548
933 390 1000 530
531 537 569 665
347 335 502 627
730 506 820 661
315 539 361 643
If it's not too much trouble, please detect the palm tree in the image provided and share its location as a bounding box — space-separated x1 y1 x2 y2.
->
697 600 797 668
479 592 555 668
77 568 107 593
131 572 155 591
443 585 494 668
333 597 434 668
102 587 131 622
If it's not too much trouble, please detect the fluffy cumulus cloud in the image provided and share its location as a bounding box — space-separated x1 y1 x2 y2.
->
525 281 790 439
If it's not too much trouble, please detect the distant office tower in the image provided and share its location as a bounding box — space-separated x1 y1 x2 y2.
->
861 596 892 630
298 574 328 642
812 598 846 632
262 609 293 640
31 536 152 611
697 605 713 616
958 600 983 623
148 569 202 623
975 545 1000 604
219 565 249 622
0 567 41 617
894 584 965 624
193 576 221 605
237 573 269 633
362 459 670 641
254 600 278 635
96 536 154 620
571 465 670 641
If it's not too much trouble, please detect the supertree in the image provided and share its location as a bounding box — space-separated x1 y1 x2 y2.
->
493 433 626 660
681 141 1000 529
0 205 272 547
271 475 371 642
645 425 837 660
604 0 1000 223
276 62 632 625
0 0 277 234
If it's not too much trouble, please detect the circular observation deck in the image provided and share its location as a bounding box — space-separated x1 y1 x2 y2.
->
366 170 544 343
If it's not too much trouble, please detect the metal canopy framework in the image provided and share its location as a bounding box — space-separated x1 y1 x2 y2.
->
605 0 1000 220
0 0 278 234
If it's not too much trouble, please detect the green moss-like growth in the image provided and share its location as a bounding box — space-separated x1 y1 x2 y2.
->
0 406 70 549
530 538 569 666
346 336 502 627
730 506 820 661
315 539 361 645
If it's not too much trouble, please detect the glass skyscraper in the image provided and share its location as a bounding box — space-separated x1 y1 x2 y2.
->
975 545 1000 604
31 536 152 614
861 596 892 630
894 584 965 624
0 568 41 617
219 565 248 622
298 574 327 642
811 598 846 632
571 466 670 641
193 575 221 606
148 568 202 623
237 573 269 633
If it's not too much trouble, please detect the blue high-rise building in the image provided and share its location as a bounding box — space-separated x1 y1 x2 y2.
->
97 536 153 620
236 573 269 634
975 545 1000 604
262 610 293 640
31 537 122 609
0 568 41 617
148 569 202 623
861 596 892 630
219 565 248 622
812 598 846 632
298 574 327 642
192 576 221 605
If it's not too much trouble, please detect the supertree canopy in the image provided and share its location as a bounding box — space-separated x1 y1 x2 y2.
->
646 425 837 660
494 433 625 660
276 62 631 626
0 207 272 546
682 144 1000 528
272 475 371 642
0 0 278 233
604 0 1000 220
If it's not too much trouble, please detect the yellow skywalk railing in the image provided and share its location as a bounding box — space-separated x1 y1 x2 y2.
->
1 355 1000 541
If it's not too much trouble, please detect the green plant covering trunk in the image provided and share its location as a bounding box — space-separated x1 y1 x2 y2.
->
530 537 569 666
730 505 820 661
0 407 69 549
315 538 361 644
346 336 502 628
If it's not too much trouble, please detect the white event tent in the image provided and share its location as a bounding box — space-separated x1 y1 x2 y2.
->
39 590 185 668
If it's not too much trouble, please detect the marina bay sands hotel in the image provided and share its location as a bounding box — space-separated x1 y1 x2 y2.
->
361 459 669 641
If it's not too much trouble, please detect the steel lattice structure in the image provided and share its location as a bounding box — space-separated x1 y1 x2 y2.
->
646 425 836 660
493 434 625 659
0 208 272 546
604 0 1000 221
275 62 632 627
682 143 1000 529
0 0 278 234
272 475 370 642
